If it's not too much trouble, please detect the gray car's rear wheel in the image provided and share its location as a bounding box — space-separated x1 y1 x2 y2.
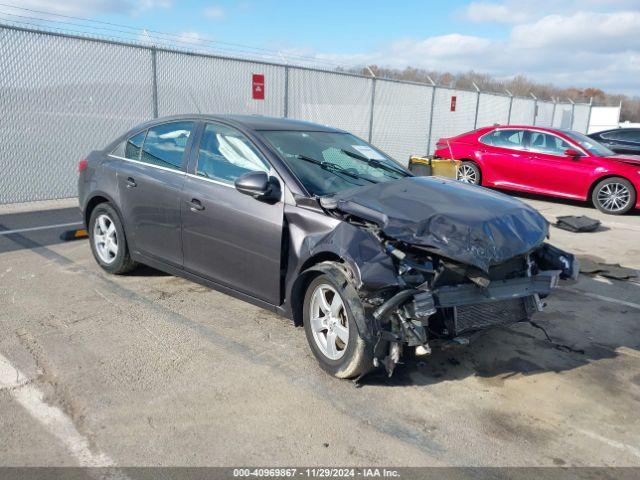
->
302 264 374 379
89 203 137 274
592 177 635 215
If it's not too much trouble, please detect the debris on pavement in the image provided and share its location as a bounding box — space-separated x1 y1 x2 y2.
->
577 255 638 280
555 215 601 233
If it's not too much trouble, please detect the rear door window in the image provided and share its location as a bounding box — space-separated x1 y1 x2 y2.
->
111 131 146 160
481 129 525 150
140 121 195 170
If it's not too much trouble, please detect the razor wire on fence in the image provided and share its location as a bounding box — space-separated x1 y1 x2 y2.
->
0 24 601 204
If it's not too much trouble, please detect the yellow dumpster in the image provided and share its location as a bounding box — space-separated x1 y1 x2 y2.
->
408 156 460 179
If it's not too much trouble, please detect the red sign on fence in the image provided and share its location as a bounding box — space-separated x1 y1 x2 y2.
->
450 95 457 112
252 74 265 100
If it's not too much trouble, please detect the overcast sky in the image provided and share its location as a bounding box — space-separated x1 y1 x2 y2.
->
3 0 640 95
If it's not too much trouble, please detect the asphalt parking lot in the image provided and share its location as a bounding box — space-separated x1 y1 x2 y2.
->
0 195 639 468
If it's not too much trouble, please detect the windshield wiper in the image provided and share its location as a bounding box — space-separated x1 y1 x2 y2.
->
340 149 408 176
296 155 376 183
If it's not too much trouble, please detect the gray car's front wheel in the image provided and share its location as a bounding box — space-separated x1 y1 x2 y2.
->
302 264 374 379
89 203 137 274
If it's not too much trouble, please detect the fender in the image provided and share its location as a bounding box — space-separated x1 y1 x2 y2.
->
281 203 399 322
82 190 121 225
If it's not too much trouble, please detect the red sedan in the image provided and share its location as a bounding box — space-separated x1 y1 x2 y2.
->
434 125 640 214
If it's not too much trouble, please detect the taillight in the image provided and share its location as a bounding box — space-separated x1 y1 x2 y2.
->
436 138 448 150
78 159 88 173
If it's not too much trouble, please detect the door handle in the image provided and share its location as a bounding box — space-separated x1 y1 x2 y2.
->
188 198 204 212
126 177 137 188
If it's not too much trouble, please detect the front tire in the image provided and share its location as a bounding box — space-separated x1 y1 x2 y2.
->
89 203 137 274
592 177 636 215
302 265 374 379
457 161 481 185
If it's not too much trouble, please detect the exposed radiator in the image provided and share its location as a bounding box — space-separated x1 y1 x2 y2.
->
453 297 530 335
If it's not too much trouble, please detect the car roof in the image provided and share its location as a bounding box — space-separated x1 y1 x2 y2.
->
490 125 569 134
593 127 640 133
139 114 345 133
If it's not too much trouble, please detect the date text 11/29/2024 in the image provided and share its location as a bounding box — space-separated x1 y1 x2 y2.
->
232 468 400 477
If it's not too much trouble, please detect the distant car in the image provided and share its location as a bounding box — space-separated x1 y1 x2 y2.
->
589 128 640 156
78 115 575 378
434 125 640 214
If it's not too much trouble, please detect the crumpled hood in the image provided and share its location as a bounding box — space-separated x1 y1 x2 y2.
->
609 154 640 166
321 176 548 272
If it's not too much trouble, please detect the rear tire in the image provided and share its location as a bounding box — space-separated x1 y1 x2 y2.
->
458 161 481 185
591 177 635 215
89 203 137 274
302 264 374 379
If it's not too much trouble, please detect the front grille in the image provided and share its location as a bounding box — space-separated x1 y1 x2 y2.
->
454 297 529 335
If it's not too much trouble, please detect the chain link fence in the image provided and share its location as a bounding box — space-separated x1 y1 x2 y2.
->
156 51 287 118
0 24 603 204
0 26 154 204
370 79 432 161
287 68 373 140
534 100 555 127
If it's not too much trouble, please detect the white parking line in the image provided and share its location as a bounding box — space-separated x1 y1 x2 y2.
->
0 222 84 236
0 353 114 467
559 286 640 311
576 428 640 460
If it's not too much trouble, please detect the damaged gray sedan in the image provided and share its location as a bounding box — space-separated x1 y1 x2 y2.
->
79 115 578 379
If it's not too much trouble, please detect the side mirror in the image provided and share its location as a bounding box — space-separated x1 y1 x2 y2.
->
234 171 280 201
564 148 583 158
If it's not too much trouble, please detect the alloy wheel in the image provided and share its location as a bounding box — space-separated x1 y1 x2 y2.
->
596 182 631 212
93 214 118 264
458 164 478 184
309 284 349 360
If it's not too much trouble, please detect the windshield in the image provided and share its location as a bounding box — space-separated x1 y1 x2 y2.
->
563 130 614 157
261 131 410 196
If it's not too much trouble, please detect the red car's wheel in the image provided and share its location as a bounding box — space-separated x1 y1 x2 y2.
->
592 177 636 215
457 161 481 185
